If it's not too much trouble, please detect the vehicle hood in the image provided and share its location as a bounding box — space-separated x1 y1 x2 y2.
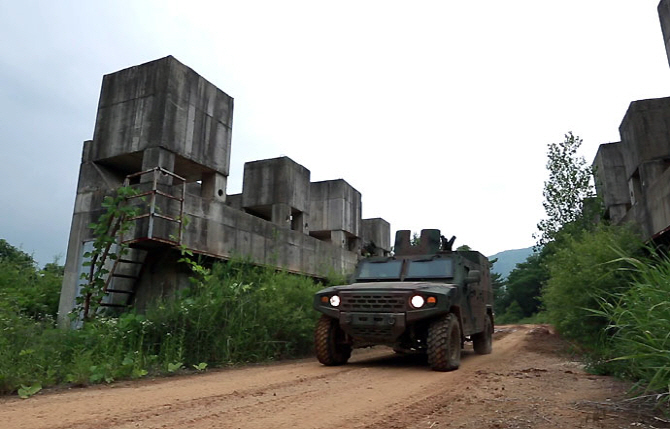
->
318 281 457 294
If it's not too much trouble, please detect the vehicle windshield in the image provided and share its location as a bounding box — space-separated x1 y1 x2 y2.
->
405 258 453 279
356 260 403 280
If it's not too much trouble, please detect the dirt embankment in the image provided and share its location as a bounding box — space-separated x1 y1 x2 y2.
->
1 325 667 429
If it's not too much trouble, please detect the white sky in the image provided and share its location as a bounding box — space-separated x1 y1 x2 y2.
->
1 0 670 266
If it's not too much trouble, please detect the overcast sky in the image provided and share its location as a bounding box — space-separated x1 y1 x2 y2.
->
2 0 670 267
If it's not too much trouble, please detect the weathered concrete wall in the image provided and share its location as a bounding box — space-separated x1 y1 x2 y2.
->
309 180 362 250
90 56 233 180
619 97 670 184
58 56 389 327
186 197 357 275
593 142 630 224
594 98 670 240
361 218 391 255
242 157 311 232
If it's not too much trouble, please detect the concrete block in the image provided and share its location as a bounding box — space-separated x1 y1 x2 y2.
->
92 56 233 177
619 97 670 180
309 179 361 237
242 156 311 215
361 218 391 252
201 172 227 203
226 193 242 210
593 142 630 207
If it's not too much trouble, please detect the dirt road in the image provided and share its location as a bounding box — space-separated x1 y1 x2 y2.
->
1 325 666 429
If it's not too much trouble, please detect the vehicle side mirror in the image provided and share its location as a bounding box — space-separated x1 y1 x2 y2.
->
465 270 481 284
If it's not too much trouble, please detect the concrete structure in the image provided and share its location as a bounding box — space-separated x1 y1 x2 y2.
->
58 56 390 326
309 179 362 251
593 2 670 242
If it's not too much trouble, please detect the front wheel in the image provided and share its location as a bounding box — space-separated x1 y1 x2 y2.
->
472 314 493 355
427 313 461 371
315 315 351 366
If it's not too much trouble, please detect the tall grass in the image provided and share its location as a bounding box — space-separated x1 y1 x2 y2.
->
0 258 328 395
594 252 670 408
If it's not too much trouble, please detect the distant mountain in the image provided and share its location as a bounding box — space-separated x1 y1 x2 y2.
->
488 247 534 279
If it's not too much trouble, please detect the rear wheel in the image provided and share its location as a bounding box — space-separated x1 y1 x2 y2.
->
314 315 351 366
427 313 461 371
473 314 493 355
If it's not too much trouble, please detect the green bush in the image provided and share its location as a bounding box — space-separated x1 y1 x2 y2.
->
141 259 322 366
0 254 328 395
542 224 642 345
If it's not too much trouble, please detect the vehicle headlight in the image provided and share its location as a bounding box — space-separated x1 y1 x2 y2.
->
410 295 425 308
329 295 341 307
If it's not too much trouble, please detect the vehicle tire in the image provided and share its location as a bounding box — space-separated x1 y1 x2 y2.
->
472 314 493 355
315 315 351 366
427 313 461 371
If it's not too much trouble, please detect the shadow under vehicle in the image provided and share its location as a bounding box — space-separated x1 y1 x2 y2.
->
313 229 494 371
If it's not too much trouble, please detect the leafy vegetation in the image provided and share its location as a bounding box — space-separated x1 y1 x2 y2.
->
494 253 548 324
542 224 642 345
496 131 670 409
76 186 143 321
0 238 332 396
0 239 61 320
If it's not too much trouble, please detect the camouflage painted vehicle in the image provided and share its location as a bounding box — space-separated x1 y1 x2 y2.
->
313 229 494 371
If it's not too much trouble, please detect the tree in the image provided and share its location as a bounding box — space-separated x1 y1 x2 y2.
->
536 132 595 246
0 239 34 269
503 253 548 318
0 240 63 319
490 271 506 313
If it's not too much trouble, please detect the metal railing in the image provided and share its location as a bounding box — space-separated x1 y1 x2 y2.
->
123 167 186 246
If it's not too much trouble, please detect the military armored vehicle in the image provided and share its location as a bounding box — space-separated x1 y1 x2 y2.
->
313 229 493 371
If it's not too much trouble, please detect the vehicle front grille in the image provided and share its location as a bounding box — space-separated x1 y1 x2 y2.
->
350 325 396 340
340 294 406 312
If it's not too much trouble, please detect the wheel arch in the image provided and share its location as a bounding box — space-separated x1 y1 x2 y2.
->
448 305 465 340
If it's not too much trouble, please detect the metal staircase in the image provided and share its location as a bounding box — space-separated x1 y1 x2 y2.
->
83 167 186 317
100 248 148 309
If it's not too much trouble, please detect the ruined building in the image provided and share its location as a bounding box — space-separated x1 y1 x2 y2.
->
57 56 390 326
593 0 670 244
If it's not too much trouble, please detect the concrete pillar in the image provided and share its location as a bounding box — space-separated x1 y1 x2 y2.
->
201 172 227 203
291 212 309 234
272 203 292 229
330 230 347 249
141 147 175 185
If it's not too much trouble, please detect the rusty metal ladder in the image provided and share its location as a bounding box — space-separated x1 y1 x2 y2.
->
98 167 186 311
99 248 148 310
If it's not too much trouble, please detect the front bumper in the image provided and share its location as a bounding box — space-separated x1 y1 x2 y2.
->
339 311 406 343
